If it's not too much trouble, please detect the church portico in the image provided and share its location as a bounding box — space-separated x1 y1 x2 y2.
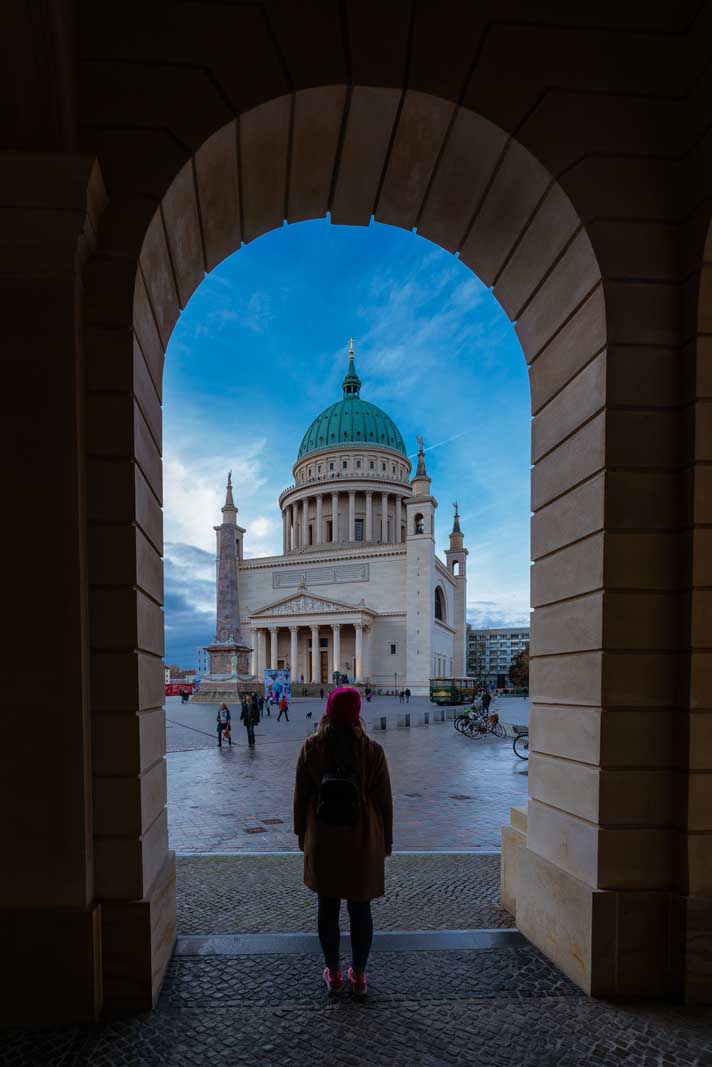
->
249 592 375 684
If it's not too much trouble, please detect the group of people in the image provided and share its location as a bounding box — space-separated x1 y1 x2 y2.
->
216 691 291 747
397 688 411 703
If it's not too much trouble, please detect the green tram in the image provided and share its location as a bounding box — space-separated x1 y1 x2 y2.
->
429 677 479 706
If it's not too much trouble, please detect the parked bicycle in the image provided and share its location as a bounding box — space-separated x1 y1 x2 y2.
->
512 725 529 759
454 705 505 739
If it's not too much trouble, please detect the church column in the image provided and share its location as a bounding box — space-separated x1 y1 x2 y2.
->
316 494 323 545
269 627 278 669
355 623 363 682
332 623 341 675
348 492 356 541
310 625 320 683
289 626 299 676
331 492 339 543
366 492 373 541
381 491 389 543
301 498 309 548
282 510 288 553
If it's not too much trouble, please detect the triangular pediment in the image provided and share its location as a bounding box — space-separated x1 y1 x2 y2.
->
250 591 374 619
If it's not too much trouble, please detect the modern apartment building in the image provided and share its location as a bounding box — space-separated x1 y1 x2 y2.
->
466 625 530 686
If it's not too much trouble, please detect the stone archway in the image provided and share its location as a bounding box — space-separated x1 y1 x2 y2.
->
85 85 668 1012
4 4 708 1026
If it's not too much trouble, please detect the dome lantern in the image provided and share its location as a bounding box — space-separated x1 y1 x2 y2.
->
296 341 408 461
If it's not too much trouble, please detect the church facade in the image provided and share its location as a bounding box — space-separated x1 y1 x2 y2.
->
201 345 468 697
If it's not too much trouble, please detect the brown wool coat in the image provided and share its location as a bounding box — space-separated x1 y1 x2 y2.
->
293 723 393 901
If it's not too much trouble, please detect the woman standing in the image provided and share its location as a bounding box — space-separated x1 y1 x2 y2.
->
293 687 393 998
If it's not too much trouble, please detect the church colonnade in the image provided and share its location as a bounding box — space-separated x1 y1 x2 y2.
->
248 620 367 683
282 488 407 551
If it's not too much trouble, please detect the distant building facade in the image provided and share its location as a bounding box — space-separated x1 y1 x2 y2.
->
466 625 530 686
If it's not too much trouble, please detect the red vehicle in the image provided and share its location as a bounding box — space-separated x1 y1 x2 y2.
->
165 682 195 697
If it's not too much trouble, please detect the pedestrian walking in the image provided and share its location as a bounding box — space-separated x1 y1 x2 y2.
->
482 689 492 713
404 688 410 704
293 687 393 999
241 696 259 747
216 703 232 747
398 689 404 703
259 692 268 717
278 695 290 722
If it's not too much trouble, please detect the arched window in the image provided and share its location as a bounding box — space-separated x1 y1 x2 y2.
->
434 586 446 622
414 512 424 534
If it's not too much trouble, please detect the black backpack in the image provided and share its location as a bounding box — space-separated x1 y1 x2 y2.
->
317 766 361 827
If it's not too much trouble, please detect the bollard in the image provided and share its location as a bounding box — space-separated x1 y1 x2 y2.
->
405 713 410 728
397 713 410 728
423 711 429 725
380 716 387 731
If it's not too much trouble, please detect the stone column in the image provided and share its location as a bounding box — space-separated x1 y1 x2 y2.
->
399 497 406 543
381 492 389 543
289 626 299 676
316 494 323 545
332 623 341 675
301 497 309 548
355 623 363 681
348 491 356 541
331 492 339 543
269 627 278 669
310 625 320 683
366 492 373 541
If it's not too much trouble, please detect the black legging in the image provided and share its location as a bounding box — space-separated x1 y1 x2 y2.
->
318 897 373 973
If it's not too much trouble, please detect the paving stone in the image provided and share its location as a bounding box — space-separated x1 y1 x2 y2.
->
176 853 514 934
4 950 711 1066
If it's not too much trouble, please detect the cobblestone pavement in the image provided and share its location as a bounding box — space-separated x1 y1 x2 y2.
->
5 949 712 1066
167 696 529 852
176 853 514 934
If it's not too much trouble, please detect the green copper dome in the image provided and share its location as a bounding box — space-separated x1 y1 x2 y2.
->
298 348 407 460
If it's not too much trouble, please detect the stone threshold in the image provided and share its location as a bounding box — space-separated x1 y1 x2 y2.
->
175 929 525 956
174 849 503 857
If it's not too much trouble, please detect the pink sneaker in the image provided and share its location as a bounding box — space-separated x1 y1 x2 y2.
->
347 966 368 998
323 967 344 995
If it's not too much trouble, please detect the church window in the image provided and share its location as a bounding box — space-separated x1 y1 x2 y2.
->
414 512 425 534
434 587 446 622
356 460 361 469
342 460 348 469
317 464 322 473
381 462 386 471
355 519 364 541
392 465 396 473
329 462 334 470
390 643 397 655
370 460 375 469
326 520 333 539
319 637 328 648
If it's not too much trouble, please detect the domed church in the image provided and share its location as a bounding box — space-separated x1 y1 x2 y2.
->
200 342 468 697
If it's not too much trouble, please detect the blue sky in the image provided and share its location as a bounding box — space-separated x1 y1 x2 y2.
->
163 219 531 669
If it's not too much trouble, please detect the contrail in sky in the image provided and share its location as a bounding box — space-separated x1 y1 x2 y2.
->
408 431 467 457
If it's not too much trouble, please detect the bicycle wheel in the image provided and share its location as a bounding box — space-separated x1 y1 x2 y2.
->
513 734 529 759
454 716 467 734
491 720 506 738
467 719 487 739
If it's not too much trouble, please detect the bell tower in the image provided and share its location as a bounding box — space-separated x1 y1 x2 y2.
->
405 437 438 694
445 502 468 676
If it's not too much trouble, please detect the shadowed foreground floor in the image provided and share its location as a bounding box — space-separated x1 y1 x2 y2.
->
4 947 712 1066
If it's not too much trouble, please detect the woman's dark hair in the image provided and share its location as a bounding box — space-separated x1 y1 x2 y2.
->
316 716 366 771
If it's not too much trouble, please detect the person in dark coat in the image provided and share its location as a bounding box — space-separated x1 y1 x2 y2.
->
293 687 393 998
241 696 259 747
